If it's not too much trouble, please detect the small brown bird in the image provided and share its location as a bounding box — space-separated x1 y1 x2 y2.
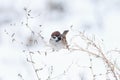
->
49 30 69 51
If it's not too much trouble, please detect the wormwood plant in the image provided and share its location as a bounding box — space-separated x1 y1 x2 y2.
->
5 8 120 80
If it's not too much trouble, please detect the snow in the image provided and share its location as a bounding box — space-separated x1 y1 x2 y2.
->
0 0 120 80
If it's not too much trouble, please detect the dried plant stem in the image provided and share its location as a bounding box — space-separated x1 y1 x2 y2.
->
71 44 119 80
87 37 118 80
78 32 119 80
28 52 41 80
50 61 74 80
98 52 118 80
89 55 96 80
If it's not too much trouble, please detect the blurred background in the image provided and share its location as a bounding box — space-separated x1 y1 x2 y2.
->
0 0 120 80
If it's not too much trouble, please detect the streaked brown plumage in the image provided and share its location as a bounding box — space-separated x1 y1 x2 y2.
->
49 30 69 51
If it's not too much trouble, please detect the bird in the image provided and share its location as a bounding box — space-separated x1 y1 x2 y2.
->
49 30 69 51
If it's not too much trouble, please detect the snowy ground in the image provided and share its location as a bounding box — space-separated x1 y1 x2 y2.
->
0 0 120 80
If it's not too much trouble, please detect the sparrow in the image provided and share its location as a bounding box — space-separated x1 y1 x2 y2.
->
49 30 69 51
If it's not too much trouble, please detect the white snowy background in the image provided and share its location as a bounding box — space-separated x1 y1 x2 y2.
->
0 0 120 80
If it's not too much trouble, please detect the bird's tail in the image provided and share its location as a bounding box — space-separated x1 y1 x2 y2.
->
62 30 69 37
